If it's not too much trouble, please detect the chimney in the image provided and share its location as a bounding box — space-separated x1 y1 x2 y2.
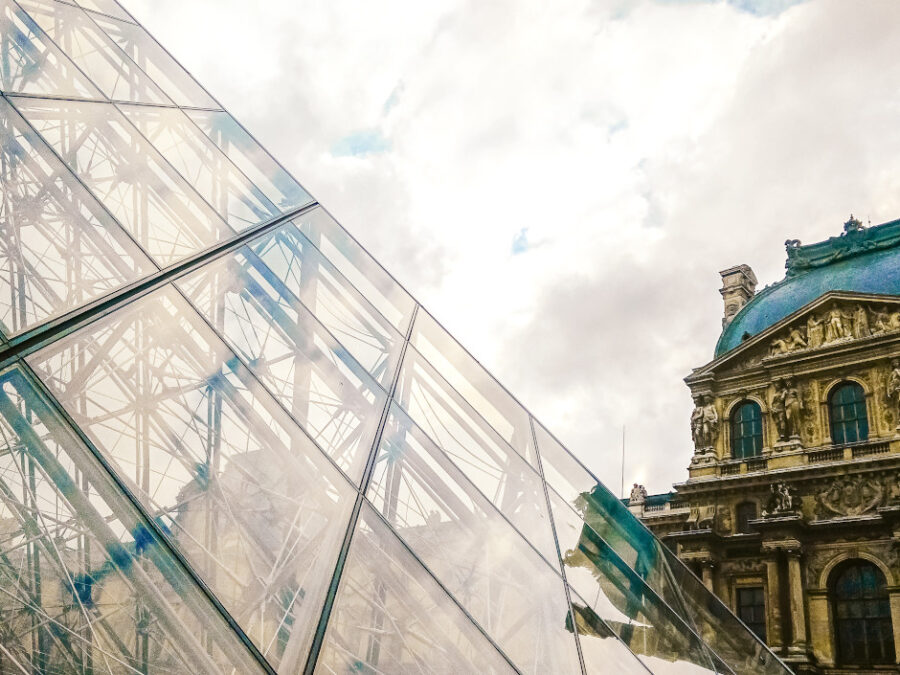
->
719 264 757 327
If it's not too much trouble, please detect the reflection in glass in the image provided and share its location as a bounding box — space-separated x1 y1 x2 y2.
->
27 286 360 670
74 0 134 22
317 503 516 675
290 207 415 333
0 366 265 673
185 110 311 212
179 252 387 481
123 104 279 231
14 97 231 265
396 346 558 566
92 14 217 107
411 308 536 466
0 97 154 336
17 0 170 104
0 0 102 97
368 406 611 673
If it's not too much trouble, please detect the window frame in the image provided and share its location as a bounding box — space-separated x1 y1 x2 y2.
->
828 382 869 445
735 585 766 642
730 400 763 459
830 560 895 666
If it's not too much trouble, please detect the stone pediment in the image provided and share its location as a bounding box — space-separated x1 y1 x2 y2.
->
693 292 900 378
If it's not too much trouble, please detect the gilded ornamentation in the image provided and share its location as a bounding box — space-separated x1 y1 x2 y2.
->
814 475 884 519
762 482 801 517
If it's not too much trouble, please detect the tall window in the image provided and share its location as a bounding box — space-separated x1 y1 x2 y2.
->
736 587 766 641
731 401 763 458
831 560 895 665
829 382 868 444
735 502 757 534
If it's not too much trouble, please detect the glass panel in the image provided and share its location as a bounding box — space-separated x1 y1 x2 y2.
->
662 547 788 674
178 253 386 481
122 104 278 231
17 0 171 103
26 286 360 670
0 97 154 336
74 0 134 23
395 346 558 566
93 15 217 107
411 308 536 466
289 207 415 333
246 222 403 387
14 97 231 266
550 488 721 673
185 110 311 212
0 0 102 97
368 405 591 673
0 366 265 674
316 502 517 675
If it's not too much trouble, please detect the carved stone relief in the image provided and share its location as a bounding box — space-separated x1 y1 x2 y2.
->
813 473 899 520
690 394 719 463
762 482 801 517
769 301 900 357
771 378 804 442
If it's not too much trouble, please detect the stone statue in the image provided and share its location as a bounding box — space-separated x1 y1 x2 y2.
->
629 483 647 504
786 325 807 350
691 394 719 450
762 482 800 517
782 377 803 440
887 359 900 429
825 305 845 343
872 306 892 334
770 386 787 441
852 305 870 339
807 313 825 349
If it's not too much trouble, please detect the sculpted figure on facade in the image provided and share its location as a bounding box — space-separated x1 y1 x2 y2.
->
770 385 787 441
771 378 803 442
887 358 900 429
852 304 871 339
806 313 825 349
815 475 884 519
690 394 719 452
629 483 647 504
762 482 800 517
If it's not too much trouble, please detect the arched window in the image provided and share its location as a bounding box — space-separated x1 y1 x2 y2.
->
735 502 757 534
731 401 762 458
831 560 895 665
829 382 868 444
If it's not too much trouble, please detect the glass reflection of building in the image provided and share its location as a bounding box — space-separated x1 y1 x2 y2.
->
0 1 789 672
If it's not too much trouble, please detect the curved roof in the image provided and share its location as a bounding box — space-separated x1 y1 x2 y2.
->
716 243 900 356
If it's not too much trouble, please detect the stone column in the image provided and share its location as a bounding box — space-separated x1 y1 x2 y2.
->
765 558 783 651
786 550 808 653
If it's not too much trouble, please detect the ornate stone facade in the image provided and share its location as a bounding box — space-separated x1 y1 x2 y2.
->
635 218 900 674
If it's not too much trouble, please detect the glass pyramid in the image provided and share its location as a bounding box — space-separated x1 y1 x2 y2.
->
0 1 789 673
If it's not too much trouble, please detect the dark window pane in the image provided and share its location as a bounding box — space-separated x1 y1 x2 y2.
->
731 401 762 459
831 560 895 665
736 587 766 641
829 383 868 444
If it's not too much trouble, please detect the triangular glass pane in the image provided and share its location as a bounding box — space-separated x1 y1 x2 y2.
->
122 104 279 230
0 0 103 98
395 344 558 565
13 97 231 265
177 250 387 482
0 97 154 336
246 221 403 388
26 286 360 671
74 0 134 23
316 502 516 675
17 0 170 103
0 366 265 674
290 207 415 334
368 404 609 673
185 110 313 212
411 308 537 466
92 14 216 107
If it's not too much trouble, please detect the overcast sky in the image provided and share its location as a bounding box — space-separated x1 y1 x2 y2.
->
127 0 900 495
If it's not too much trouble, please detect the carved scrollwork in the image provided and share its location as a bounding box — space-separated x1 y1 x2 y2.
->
814 475 886 519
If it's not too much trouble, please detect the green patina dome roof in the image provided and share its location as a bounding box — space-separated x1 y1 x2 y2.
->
715 217 900 357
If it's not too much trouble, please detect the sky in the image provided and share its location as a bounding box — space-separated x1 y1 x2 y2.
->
127 0 900 495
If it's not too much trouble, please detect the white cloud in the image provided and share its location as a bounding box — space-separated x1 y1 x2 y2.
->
127 0 900 495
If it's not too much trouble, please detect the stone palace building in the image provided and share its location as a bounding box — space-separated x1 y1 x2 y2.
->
630 216 900 674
